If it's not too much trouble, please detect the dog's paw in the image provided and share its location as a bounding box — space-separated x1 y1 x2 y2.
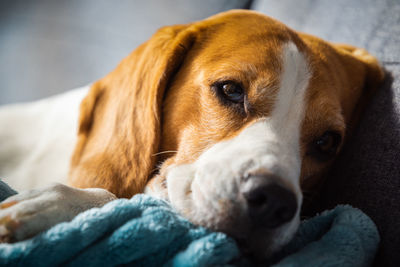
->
0 183 116 243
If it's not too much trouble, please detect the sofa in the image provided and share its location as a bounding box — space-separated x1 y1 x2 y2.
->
1 1 398 266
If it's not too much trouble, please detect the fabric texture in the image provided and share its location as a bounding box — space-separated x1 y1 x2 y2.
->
0 186 379 267
252 1 400 266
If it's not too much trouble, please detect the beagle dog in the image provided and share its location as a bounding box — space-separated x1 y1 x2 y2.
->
0 10 384 258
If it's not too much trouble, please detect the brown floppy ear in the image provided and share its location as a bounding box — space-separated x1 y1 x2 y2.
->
69 24 197 197
333 43 385 93
299 33 385 125
331 43 385 129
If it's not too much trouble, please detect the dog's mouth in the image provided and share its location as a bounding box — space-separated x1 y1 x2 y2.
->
148 162 302 260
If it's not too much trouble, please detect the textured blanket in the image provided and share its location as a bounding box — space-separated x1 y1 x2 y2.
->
0 181 379 267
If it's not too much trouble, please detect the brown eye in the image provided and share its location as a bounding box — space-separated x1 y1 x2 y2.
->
312 131 342 161
213 81 244 103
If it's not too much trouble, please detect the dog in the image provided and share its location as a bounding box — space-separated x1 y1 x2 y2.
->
0 10 384 258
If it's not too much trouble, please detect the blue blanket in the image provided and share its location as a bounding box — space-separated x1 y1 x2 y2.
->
0 181 379 267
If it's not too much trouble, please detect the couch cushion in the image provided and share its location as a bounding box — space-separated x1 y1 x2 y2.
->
252 1 400 266
0 0 251 104
252 0 400 62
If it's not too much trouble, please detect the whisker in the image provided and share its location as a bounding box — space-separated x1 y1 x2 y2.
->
152 150 178 156
150 168 160 174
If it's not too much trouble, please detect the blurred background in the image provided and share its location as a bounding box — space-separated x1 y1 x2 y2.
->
1 0 397 105
0 0 251 104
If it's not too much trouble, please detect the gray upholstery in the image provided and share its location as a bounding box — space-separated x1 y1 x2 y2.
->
253 1 400 266
252 0 400 63
0 0 250 104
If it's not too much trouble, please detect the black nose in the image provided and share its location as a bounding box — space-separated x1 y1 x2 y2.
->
242 180 297 228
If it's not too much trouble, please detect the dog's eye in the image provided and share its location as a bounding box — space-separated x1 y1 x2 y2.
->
213 81 244 103
312 131 342 161
221 82 244 103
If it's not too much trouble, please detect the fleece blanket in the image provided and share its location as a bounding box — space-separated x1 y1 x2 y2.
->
0 181 379 267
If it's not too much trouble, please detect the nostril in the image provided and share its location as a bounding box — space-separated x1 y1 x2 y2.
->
243 182 297 228
245 189 268 207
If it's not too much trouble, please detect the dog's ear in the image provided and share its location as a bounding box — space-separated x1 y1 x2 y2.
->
333 43 385 94
69 24 197 197
331 43 385 129
299 34 385 126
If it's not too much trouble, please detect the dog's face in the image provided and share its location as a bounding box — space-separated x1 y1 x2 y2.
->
69 10 384 259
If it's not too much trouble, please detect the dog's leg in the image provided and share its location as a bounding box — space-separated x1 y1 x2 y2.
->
0 183 116 243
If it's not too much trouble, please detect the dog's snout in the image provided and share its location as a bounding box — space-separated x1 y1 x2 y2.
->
242 175 297 228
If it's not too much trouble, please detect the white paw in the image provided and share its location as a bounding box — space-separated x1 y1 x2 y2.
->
0 183 116 243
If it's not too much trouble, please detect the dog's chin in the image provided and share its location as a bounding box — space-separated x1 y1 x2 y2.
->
236 219 300 261
190 211 300 261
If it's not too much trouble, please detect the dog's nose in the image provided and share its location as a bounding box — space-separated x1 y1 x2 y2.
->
242 175 297 228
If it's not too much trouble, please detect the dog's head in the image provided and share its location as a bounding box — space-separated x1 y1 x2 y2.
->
69 10 384 258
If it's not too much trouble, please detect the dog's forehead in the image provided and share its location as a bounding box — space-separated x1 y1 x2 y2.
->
190 12 306 87
197 12 295 63
201 10 293 39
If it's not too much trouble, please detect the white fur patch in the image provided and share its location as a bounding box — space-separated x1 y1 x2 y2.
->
0 86 88 191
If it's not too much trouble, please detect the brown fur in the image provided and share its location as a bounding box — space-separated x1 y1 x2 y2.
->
69 10 384 198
